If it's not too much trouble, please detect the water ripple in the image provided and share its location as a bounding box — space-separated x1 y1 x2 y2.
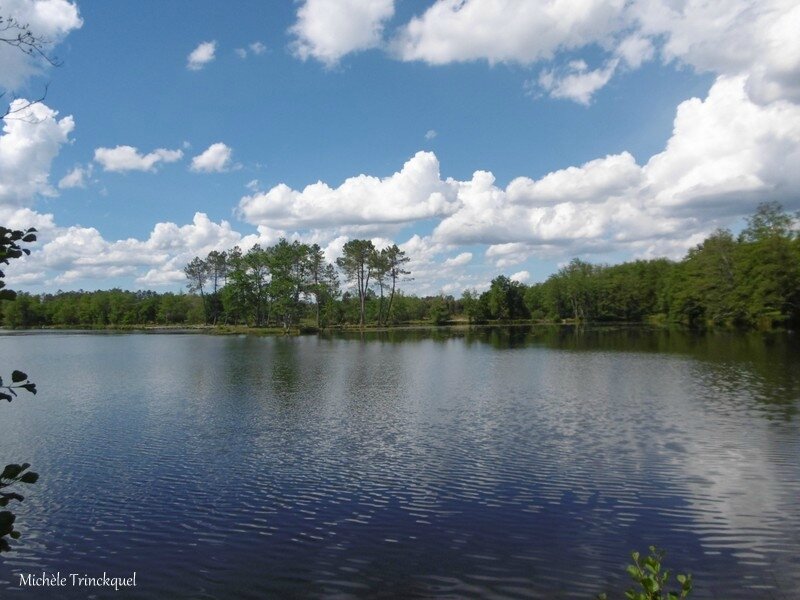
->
0 330 798 598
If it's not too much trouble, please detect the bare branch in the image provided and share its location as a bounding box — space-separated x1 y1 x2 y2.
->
0 83 49 121
1 14 62 121
0 16 62 67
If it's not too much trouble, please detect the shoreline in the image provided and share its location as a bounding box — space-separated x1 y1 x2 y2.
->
1 321 791 337
0 321 644 336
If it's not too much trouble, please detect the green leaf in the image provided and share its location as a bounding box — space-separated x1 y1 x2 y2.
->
19 472 38 484
642 577 659 594
0 492 24 504
1 464 23 479
11 370 27 383
0 511 14 529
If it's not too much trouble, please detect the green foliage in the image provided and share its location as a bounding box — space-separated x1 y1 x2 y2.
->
384 291 426 323
0 370 37 402
17 202 794 332
739 201 794 243
370 246 390 326
383 244 411 325
466 202 799 329
0 462 39 552
428 295 451 325
0 289 201 328
0 226 40 553
484 275 529 320
668 203 799 327
461 288 487 323
1 204 797 332
598 546 692 600
268 239 309 329
183 239 345 329
466 259 678 325
327 240 413 327
336 239 377 327
306 244 340 327
0 226 37 302
668 230 742 326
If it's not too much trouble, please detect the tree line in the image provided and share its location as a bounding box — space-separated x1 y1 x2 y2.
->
1 203 798 330
463 202 800 328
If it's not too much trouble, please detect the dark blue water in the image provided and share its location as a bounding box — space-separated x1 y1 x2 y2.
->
1 328 799 598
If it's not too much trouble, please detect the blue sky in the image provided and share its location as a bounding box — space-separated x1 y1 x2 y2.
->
1 1 798 294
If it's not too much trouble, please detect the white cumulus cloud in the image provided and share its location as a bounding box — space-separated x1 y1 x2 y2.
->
536 58 619 105
643 75 800 211
434 74 800 257
94 145 183 173
238 150 458 230
392 0 626 66
6 211 246 288
506 152 642 206
510 270 530 283
190 142 234 173
58 164 91 189
632 0 800 104
0 0 83 90
14 72 796 293
235 41 267 59
444 252 472 268
615 32 655 69
289 0 395 67
0 99 74 205
355 0 800 106
187 40 216 71
249 41 267 55
210 70 800 281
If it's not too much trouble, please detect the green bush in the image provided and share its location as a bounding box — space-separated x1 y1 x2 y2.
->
599 546 692 600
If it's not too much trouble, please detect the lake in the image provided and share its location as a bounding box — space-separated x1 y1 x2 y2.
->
1 327 798 598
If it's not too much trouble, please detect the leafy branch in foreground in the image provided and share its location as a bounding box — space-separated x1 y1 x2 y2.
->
0 226 39 552
0 463 39 552
598 546 693 600
0 226 37 301
1 370 37 402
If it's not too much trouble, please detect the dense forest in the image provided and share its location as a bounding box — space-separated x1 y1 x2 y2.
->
2 203 798 330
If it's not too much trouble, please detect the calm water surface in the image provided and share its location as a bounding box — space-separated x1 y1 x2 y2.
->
0 327 798 599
